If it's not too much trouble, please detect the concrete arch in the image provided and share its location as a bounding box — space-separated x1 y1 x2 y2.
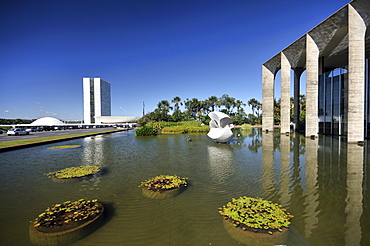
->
262 0 370 142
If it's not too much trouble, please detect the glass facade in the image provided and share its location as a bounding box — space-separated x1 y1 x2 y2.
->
319 59 370 138
318 68 347 135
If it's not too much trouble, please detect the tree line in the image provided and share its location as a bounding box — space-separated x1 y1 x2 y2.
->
0 118 34 125
138 94 262 125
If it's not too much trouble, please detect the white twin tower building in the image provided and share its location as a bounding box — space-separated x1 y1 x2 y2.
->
83 77 137 125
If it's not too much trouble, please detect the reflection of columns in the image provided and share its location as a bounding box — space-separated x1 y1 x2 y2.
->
293 68 304 132
281 52 291 134
303 137 319 238
279 135 291 207
347 4 366 143
305 34 319 138
261 132 275 198
262 65 275 132
345 144 363 245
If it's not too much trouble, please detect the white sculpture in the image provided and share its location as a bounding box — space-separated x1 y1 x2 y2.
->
207 111 234 143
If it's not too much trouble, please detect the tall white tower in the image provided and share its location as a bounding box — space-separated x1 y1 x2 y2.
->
83 77 111 124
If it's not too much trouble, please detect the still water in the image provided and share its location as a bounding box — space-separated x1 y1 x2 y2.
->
0 129 369 245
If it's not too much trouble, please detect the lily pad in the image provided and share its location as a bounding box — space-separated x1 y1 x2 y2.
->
139 175 188 199
47 145 82 150
29 199 104 245
45 165 101 180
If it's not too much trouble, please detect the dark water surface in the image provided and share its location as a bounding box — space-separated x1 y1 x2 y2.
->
0 129 369 245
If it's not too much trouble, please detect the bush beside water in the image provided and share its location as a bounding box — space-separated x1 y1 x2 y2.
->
135 126 158 136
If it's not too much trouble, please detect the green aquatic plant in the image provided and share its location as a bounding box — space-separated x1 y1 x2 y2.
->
139 175 188 192
47 145 82 149
218 196 293 235
45 166 101 179
32 199 102 228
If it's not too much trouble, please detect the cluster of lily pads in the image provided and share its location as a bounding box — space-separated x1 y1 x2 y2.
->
218 196 294 235
32 199 102 228
47 145 82 150
45 165 101 179
139 175 188 192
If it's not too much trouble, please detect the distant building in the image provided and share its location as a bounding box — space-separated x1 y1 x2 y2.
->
262 0 370 143
83 77 111 124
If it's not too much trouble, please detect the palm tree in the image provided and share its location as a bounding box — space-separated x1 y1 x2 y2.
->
156 100 172 121
234 99 246 112
184 98 203 120
171 96 182 111
207 96 218 112
248 98 260 116
220 94 236 114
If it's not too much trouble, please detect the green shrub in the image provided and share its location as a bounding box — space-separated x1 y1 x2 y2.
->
135 126 158 136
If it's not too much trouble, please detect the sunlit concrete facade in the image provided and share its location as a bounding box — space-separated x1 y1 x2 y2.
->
262 0 370 143
83 77 111 124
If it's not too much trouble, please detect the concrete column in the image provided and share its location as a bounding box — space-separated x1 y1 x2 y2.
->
281 53 291 134
305 34 319 138
347 4 366 143
262 65 275 132
293 69 304 132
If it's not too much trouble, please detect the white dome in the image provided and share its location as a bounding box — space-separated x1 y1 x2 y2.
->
31 117 64 126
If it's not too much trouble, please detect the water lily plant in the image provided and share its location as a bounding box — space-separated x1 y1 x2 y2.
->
47 145 82 149
139 175 188 192
32 199 102 229
218 196 293 235
45 166 101 179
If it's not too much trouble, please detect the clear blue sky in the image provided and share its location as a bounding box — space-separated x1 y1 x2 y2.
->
0 0 349 120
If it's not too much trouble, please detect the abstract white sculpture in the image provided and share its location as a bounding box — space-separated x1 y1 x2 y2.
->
207 111 234 143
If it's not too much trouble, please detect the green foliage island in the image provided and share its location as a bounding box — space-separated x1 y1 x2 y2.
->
47 145 82 149
31 199 102 230
45 166 101 179
218 196 293 235
139 175 188 192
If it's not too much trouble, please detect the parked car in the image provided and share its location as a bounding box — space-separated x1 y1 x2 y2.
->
0 130 3 134
26 127 38 132
7 128 29 136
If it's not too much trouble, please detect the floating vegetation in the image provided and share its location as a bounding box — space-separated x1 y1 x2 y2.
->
47 145 82 149
140 175 188 199
29 199 104 245
139 175 188 192
219 196 293 235
31 199 102 230
45 166 101 179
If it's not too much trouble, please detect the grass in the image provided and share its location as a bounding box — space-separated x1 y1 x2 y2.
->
0 129 120 149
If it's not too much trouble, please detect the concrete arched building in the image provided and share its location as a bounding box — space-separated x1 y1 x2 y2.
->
262 0 370 143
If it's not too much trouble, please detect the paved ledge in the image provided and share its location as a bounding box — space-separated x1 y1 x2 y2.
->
0 129 128 152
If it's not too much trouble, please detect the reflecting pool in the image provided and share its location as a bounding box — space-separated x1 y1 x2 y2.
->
0 129 369 245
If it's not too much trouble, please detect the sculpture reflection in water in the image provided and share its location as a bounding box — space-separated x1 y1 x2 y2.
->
207 111 234 143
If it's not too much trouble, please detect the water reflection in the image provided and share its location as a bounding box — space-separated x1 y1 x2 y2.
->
261 132 277 199
0 130 369 245
303 137 319 238
207 143 234 184
79 136 106 191
345 144 363 245
279 135 292 207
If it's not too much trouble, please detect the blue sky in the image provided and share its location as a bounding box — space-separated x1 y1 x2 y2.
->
0 0 349 120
